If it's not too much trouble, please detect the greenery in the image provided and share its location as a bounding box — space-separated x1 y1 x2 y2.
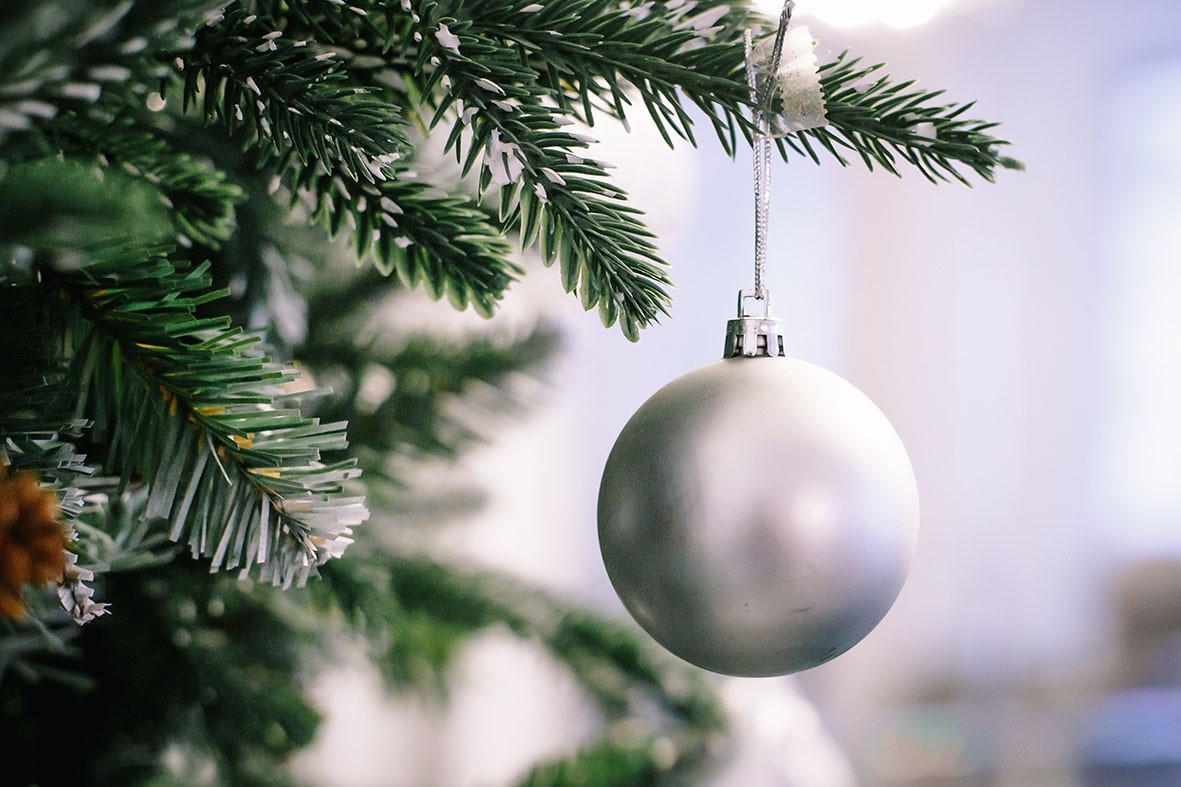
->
0 1 1018 784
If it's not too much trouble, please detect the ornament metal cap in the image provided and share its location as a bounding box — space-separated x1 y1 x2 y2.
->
724 288 785 358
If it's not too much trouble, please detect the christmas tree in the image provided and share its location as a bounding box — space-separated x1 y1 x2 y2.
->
0 1 1018 784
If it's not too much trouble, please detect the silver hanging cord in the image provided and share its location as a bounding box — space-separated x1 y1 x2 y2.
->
743 1 794 301
725 1 794 358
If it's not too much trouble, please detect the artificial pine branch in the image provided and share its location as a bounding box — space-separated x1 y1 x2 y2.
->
449 0 1023 187
0 288 110 625
305 171 522 315
181 5 408 182
317 551 724 738
372 0 1014 335
251 0 675 333
516 741 677 787
0 307 133 631
413 1 673 340
0 159 171 252
797 51 1024 184
50 114 243 247
180 4 523 314
2 557 321 787
303 317 558 464
0 289 79 441
0 0 230 147
3 0 1021 339
52 245 366 586
456 0 762 153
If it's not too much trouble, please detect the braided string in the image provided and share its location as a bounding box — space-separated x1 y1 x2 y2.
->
744 1 794 300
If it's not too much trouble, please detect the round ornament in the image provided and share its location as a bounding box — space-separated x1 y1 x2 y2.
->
597 299 919 677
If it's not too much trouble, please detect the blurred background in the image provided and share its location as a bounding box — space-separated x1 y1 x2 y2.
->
298 0 1181 785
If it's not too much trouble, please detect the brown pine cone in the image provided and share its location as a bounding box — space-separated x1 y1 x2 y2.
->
0 465 68 619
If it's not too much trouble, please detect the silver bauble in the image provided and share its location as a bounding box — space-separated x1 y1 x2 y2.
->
598 302 919 677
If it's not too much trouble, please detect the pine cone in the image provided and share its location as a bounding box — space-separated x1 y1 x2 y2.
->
0 465 68 618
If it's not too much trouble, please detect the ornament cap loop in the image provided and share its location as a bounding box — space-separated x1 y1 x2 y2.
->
738 287 772 318
725 289 785 358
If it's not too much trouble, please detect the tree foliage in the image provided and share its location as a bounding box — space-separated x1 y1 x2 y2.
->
0 0 1018 784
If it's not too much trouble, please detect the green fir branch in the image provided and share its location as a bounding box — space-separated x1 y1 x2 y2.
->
180 5 522 313
287 166 521 316
178 0 1019 336
415 3 672 340
0 615 86 690
180 5 407 182
456 0 761 154
0 2 243 250
52 245 366 587
1 558 322 787
516 740 671 787
268 0 757 152
303 317 557 466
410 3 1019 185
0 114 238 251
262 0 417 61
0 290 92 564
317 0 1018 337
0 287 93 521
0 287 81 440
47 114 243 247
0 286 116 627
812 51 1023 184
0 0 231 147
0 157 174 250
478 3 1021 184
317 552 725 741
